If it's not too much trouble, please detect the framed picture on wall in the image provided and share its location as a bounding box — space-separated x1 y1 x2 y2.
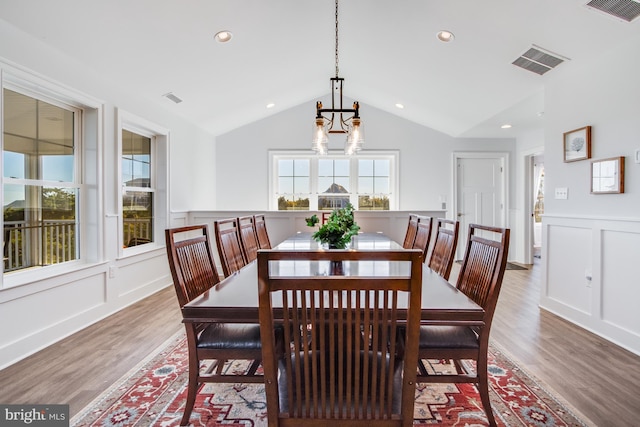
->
591 156 625 194
563 126 591 162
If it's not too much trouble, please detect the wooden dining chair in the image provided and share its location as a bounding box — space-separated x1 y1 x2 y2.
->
254 214 272 249
165 225 263 426
427 218 460 280
402 214 419 249
214 217 247 277
417 223 510 427
238 215 259 263
411 215 433 261
257 249 423 427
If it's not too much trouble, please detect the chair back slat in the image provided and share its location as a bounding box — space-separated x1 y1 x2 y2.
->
428 219 460 280
214 218 246 277
254 214 272 249
238 216 259 263
411 216 433 261
402 214 419 249
165 225 220 307
456 224 510 321
258 249 422 426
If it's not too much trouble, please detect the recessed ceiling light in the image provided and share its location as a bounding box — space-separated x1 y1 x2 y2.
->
436 30 455 42
266 103 275 109
395 103 404 109
501 124 512 129
214 30 233 43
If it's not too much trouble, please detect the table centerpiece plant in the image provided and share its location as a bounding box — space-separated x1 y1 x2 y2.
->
312 203 360 249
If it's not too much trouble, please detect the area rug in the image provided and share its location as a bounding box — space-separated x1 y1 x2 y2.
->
71 331 594 427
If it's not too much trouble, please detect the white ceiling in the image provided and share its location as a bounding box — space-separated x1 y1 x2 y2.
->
1 0 639 138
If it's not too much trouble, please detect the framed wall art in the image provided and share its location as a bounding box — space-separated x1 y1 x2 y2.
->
591 156 624 194
563 126 591 162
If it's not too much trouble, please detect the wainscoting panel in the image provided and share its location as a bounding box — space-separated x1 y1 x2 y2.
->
545 223 592 314
0 269 107 369
542 215 640 356
601 229 640 336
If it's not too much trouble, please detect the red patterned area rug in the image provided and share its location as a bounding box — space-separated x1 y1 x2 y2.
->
71 332 594 427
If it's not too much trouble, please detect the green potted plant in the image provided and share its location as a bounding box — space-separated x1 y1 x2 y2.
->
305 214 319 227
312 203 360 249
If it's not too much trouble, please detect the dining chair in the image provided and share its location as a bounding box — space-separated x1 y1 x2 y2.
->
214 217 247 277
257 249 423 427
238 215 259 263
427 218 460 280
417 223 510 427
411 215 433 261
254 214 272 249
165 225 263 426
402 214 419 249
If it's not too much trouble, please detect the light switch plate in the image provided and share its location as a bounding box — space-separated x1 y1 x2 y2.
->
635 148 640 164
555 187 568 199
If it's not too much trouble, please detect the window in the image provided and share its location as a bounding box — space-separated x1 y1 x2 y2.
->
318 159 350 210
358 159 390 210
118 110 169 254
277 159 310 210
122 129 153 247
3 88 80 272
270 151 397 211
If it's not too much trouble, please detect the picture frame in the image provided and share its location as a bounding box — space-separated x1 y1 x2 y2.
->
563 126 591 162
591 156 624 194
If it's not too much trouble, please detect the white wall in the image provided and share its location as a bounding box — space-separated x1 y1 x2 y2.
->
215 97 517 214
540 33 640 355
0 20 214 368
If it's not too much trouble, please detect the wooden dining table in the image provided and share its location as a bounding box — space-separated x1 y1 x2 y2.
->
182 232 485 327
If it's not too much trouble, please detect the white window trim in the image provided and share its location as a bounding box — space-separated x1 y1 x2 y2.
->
1 61 104 291
268 150 399 211
116 109 169 258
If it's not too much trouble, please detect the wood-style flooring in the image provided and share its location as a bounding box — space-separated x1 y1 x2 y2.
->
1 258 639 426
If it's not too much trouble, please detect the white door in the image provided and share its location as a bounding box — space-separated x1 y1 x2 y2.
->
455 155 506 259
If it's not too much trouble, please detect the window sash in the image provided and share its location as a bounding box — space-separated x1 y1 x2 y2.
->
270 151 397 211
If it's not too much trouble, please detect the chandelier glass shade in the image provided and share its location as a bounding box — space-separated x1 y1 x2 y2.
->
312 0 364 155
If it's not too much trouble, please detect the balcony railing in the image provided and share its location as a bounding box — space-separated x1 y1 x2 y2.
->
3 220 77 272
3 218 153 272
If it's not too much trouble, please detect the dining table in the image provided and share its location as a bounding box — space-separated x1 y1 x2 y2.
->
182 232 485 327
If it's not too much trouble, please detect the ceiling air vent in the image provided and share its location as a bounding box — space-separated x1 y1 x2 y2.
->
512 45 569 75
162 92 183 104
586 0 640 22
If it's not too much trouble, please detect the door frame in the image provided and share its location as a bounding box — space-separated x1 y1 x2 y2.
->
522 146 544 265
452 152 509 259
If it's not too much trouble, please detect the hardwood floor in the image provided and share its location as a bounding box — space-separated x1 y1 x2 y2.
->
1 259 639 425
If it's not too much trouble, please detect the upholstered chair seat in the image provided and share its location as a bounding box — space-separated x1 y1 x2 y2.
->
419 325 479 349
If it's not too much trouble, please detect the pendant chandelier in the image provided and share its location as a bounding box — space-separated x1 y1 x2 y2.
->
312 0 364 156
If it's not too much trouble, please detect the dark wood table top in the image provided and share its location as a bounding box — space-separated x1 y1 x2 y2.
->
182 233 484 326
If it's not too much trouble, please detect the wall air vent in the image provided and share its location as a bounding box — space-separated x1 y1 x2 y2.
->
512 45 569 75
586 0 640 22
162 92 183 104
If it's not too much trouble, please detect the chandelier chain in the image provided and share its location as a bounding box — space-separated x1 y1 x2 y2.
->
335 0 339 77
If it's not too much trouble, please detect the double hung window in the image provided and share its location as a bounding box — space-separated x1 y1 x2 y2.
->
270 151 397 211
121 129 154 247
3 88 80 273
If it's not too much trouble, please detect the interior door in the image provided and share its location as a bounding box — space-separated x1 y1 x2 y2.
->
455 156 505 259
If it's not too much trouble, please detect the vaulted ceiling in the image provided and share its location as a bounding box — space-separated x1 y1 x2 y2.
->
2 0 639 138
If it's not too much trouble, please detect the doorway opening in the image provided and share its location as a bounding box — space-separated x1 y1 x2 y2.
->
532 156 544 259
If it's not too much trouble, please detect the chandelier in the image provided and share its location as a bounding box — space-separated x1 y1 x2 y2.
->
312 0 364 156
